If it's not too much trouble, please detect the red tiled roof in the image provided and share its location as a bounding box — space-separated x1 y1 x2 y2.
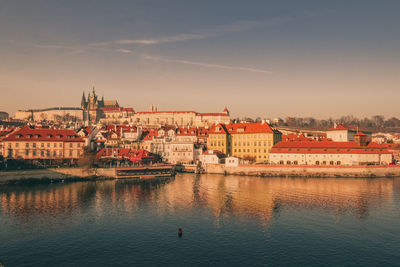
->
282 134 312 141
271 140 390 154
3 126 84 142
225 122 274 134
208 123 229 134
175 127 197 136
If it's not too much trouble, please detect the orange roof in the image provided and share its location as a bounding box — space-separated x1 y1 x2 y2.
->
208 123 229 134
225 122 274 134
3 126 84 142
175 127 197 136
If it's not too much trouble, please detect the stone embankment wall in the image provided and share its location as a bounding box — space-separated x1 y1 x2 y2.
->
205 164 400 178
0 168 116 183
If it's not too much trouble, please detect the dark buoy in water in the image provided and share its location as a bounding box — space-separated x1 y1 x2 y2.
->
178 228 183 237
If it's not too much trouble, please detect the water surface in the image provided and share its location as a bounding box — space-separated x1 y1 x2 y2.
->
1 174 400 266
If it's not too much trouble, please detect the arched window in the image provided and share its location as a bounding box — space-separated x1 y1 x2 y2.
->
315 161 320 165
336 161 341 165
286 160 291 165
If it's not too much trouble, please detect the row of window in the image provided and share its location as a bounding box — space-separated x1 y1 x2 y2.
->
8 149 81 157
7 142 81 148
233 148 268 153
278 161 341 165
233 141 272 147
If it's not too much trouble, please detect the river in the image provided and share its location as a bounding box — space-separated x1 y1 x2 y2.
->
1 174 400 266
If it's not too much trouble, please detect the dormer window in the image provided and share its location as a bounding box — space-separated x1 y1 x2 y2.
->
16 134 23 138
47 134 53 138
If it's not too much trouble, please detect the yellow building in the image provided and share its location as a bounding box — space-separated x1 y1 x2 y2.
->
207 123 231 155
208 122 282 163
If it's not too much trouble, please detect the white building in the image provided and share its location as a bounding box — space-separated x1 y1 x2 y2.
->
327 123 372 142
225 156 240 167
199 150 225 166
270 138 392 166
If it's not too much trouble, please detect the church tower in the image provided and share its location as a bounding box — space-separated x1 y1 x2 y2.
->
81 92 87 109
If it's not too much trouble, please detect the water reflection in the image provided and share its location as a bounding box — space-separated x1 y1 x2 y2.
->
1 175 399 225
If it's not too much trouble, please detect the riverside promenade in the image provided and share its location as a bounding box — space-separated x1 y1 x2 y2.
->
205 164 400 178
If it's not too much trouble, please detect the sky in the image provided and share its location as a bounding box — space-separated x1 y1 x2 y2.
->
0 0 399 119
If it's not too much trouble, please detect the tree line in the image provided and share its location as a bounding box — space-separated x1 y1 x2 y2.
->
233 115 400 132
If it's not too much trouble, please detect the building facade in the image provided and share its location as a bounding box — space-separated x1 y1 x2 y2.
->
269 139 392 166
130 106 230 127
1 126 84 161
327 123 372 142
207 122 282 163
15 107 83 122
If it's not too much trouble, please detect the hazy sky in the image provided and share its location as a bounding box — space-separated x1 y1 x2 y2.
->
1 0 399 119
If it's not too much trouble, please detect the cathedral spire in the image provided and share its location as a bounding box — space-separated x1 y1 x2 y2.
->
81 91 86 108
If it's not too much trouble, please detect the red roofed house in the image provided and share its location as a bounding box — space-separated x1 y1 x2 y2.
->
96 148 158 165
1 126 84 161
270 138 392 166
327 123 372 142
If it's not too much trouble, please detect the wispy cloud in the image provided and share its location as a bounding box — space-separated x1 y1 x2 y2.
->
115 49 134 54
91 16 293 46
141 54 272 74
34 44 65 49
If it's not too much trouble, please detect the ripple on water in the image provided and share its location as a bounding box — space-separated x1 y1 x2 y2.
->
0 175 400 266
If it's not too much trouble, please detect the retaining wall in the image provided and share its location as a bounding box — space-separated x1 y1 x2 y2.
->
205 164 400 178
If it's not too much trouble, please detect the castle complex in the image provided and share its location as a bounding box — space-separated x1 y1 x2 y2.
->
81 87 119 124
15 87 231 127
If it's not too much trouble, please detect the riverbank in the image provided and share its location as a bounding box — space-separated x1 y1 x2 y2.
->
205 164 400 178
0 166 175 185
0 168 113 185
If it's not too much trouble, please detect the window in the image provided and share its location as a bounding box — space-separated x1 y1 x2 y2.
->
53 151 57 157
47 143 50 147
25 150 29 156
78 143 81 147
287 161 291 165
315 161 320 165
59 143 62 148
15 143 19 148
33 151 36 156
54 143 57 147
41 151 44 156
26 143 29 148
47 151 50 156
69 143 73 148
69 150 73 156
330 161 334 165
41 143 44 148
